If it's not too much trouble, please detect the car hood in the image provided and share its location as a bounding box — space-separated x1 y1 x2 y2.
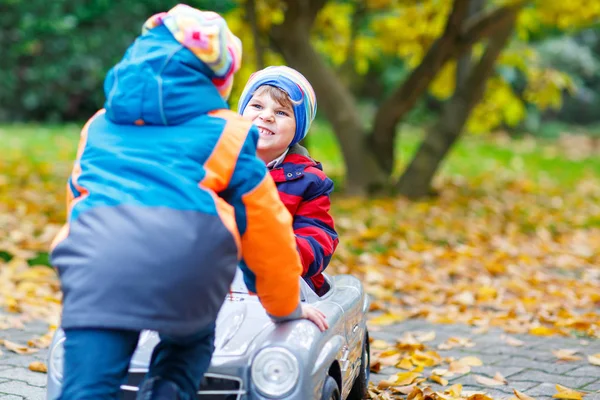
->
131 294 273 366
212 294 274 357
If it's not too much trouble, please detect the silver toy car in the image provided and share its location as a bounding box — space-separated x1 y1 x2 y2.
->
46 269 370 400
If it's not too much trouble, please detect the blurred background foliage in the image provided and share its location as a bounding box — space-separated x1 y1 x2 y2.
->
1 0 598 135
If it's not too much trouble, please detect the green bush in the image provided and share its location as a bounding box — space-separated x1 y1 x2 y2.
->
0 0 235 122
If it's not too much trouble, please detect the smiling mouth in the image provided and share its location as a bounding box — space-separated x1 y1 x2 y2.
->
257 127 275 136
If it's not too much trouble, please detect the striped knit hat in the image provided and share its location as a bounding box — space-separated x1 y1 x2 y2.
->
142 4 242 100
238 66 317 146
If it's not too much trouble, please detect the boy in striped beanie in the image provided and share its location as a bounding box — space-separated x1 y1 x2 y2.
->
238 66 339 295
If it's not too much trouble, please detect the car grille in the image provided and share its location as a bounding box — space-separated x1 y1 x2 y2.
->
121 369 246 400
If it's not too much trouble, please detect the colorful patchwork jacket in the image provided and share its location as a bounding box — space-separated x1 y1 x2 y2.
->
269 144 339 294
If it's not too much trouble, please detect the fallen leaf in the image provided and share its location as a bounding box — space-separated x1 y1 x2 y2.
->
465 394 494 400
371 339 390 350
393 384 417 395
494 371 508 384
438 337 476 350
3 340 39 355
378 371 421 388
552 349 582 362
553 384 585 399
430 373 448 386
27 331 54 349
410 350 443 367
529 326 558 336
474 374 507 386
448 360 471 374
370 360 382 373
407 386 424 400
416 331 436 342
431 368 449 376
505 336 525 347
396 357 414 370
446 383 463 397
370 312 406 326
514 389 537 400
459 356 483 366
28 361 47 373
587 353 600 366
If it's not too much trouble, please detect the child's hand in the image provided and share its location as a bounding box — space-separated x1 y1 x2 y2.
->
301 304 329 331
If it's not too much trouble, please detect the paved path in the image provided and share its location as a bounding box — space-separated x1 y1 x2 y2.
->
0 319 49 400
0 317 598 399
369 319 600 400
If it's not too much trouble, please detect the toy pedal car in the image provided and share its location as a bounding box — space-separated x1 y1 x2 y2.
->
46 269 370 399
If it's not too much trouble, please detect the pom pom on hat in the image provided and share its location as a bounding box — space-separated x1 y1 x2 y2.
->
143 4 242 100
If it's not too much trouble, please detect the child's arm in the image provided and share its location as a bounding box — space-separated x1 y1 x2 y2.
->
293 175 339 280
215 112 306 321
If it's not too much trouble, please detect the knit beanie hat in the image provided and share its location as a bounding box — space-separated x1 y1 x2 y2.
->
142 3 242 100
237 66 317 146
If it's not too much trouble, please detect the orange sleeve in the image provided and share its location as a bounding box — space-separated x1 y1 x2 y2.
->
241 175 302 318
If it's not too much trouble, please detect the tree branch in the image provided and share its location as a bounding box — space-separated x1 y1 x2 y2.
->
453 2 524 57
369 0 524 174
395 11 517 199
245 0 265 69
339 2 367 88
370 0 471 173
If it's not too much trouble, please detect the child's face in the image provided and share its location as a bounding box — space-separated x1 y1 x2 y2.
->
242 88 296 164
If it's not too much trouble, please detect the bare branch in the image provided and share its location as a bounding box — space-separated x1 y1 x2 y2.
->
454 2 524 56
244 0 265 69
370 0 471 173
369 0 524 174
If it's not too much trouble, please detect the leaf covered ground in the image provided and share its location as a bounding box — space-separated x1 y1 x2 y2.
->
1 125 599 399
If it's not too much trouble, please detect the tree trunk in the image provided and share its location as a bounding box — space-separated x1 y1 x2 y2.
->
369 0 523 174
244 0 265 69
396 5 516 199
270 3 388 195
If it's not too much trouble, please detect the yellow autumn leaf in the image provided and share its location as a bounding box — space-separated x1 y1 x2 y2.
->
416 331 436 342
390 371 422 386
514 389 537 400
505 336 525 347
396 357 414 370
369 312 406 326
588 354 600 366
28 361 48 373
448 360 471 374
459 356 483 366
430 373 449 386
552 349 582 362
466 394 495 400
3 340 39 355
552 384 585 400
529 326 558 336
446 383 462 397
474 374 507 386
371 339 391 350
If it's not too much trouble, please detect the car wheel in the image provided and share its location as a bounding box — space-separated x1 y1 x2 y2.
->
321 376 340 400
347 331 370 400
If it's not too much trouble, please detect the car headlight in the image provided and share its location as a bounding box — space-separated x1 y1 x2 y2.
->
251 347 299 397
49 336 66 382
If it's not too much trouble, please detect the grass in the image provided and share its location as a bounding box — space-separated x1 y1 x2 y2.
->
2 120 600 190
307 119 600 189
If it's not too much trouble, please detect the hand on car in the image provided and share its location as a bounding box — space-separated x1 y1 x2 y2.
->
301 304 328 331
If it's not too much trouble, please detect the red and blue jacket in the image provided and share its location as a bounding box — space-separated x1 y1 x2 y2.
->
270 144 339 294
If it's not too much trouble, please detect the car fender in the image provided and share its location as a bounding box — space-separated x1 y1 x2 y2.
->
311 334 345 395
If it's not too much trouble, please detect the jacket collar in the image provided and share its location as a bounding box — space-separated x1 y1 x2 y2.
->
269 144 322 183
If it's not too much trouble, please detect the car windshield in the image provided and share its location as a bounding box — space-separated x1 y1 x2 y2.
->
229 267 249 294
